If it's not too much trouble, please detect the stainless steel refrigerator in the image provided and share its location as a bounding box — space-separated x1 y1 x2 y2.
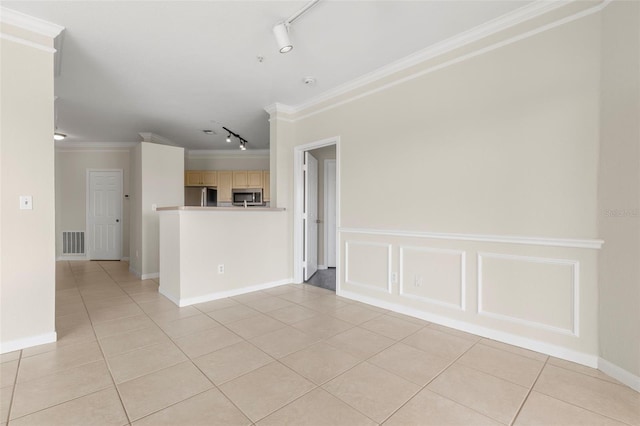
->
184 187 217 207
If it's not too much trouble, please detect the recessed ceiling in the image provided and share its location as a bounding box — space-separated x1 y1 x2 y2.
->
3 1 532 150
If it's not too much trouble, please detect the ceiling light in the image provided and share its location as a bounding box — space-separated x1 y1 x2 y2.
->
54 132 66 141
202 129 214 135
272 0 320 54
223 126 248 150
273 23 293 53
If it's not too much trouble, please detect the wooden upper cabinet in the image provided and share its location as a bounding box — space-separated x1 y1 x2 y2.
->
185 170 217 186
185 171 203 186
263 171 270 202
247 170 263 188
217 171 233 202
202 171 217 186
232 171 248 188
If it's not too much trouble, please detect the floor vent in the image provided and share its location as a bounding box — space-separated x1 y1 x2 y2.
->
62 231 85 255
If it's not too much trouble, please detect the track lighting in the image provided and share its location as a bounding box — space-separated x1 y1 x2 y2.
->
273 23 293 53
222 126 249 150
272 0 320 54
54 132 66 141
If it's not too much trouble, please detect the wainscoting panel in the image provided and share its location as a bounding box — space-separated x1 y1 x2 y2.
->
338 228 600 368
399 246 466 310
478 252 579 336
344 241 392 293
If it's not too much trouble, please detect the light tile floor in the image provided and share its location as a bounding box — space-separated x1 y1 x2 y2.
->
1 261 638 425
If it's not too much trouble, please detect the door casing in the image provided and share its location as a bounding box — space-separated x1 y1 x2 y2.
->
293 136 340 285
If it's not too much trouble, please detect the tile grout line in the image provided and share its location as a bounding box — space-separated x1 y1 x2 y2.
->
114 272 255 424
521 364 639 426
4 349 23 424
378 335 498 425
76 263 133 425
8 265 121 424
508 355 549 425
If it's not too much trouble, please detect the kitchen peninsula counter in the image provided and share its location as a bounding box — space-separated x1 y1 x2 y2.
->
157 206 290 307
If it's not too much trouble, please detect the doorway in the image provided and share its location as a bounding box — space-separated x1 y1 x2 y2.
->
86 169 123 260
293 137 340 291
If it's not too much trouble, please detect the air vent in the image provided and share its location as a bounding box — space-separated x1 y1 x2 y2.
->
62 231 85 255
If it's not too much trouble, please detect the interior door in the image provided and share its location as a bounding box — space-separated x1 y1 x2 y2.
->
304 152 319 280
325 160 337 268
88 170 122 260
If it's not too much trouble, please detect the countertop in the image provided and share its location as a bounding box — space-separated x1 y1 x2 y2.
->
156 206 285 212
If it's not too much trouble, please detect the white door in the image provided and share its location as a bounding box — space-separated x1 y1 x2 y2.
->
325 160 337 268
87 170 122 260
304 152 318 280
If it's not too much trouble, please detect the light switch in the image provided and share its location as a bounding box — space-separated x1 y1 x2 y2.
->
19 195 33 210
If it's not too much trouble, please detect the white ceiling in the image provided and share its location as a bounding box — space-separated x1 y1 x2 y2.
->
4 1 532 150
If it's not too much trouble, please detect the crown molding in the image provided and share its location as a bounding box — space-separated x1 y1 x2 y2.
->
55 141 137 151
264 103 296 116
187 149 270 159
139 132 178 147
0 7 64 38
271 0 606 118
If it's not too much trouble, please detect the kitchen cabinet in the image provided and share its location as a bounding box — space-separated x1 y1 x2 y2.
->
263 171 270 202
248 170 263 188
217 171 232 202
185 171 217 186
232 170 262 188
232 171 248 188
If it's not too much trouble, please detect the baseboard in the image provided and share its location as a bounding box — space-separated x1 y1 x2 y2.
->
158 287 181 306
129 266 141 278
56 255 87 261
178 278 293 307
318 265 328 270
338 289 598 368
598 358 640 392
141 272 159 280
120 257 130 261
0 331 57 354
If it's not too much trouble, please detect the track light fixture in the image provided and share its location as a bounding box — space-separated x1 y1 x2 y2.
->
222 126 248 150
273 23 293 53
272 0 320 54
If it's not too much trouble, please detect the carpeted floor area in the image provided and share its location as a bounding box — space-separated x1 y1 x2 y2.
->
305 268 336 291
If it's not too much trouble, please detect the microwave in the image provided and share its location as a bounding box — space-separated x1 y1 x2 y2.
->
232 188 263 206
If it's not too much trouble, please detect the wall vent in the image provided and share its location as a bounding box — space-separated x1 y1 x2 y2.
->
62 231 85 255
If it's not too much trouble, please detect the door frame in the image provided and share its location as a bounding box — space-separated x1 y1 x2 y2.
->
86 169 124 260
293 136 340 285
324 159 337 268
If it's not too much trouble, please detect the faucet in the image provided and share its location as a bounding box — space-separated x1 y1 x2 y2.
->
243 200 247 208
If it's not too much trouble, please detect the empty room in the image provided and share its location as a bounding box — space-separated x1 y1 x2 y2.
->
1 1 639 425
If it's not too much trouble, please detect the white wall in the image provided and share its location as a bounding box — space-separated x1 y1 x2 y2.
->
0 21 60 352
55 148 131 259
270 5 605 366
159 209 290 306
186 152 269 171
129 142 184 278
597 0 640 379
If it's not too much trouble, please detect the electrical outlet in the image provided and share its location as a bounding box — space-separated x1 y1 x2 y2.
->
414 275 423 287
19 195 33 210
217 264 225 274
391 272 398 284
